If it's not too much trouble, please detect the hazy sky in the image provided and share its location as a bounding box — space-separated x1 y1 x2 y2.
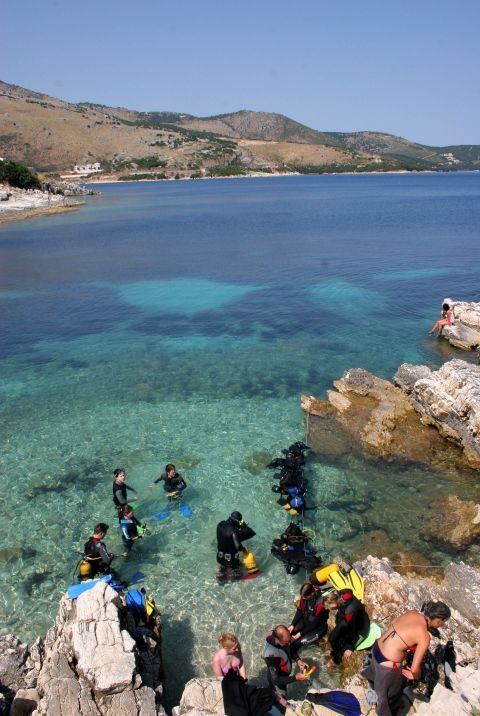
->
2 0 479 145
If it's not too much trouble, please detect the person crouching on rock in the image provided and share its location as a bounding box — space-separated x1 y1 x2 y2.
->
118 504 147 556
361 600 451 716
263 625 311 695
328 589 370 664
288 582 329 656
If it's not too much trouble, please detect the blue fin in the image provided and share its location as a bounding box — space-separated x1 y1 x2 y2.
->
153 509 170 521
307 690 361 716
181 503 192 518
126 571 145 585
67 574 112 599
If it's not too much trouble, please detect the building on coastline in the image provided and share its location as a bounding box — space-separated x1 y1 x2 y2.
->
73 163 102 175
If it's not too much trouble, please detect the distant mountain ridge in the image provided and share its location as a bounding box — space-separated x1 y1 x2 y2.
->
1 80 479 177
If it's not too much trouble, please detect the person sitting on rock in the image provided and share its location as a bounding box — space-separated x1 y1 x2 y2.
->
428 303 455 337
328 589 370 664
361 601 451 716
288 582 329 654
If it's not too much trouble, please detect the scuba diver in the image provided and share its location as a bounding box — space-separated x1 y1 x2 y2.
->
271 523 321 575
118 504 147 555
289 582 329 654
79 523 116 580
112 468 138 512
263 625 310 694
216 511 256 581
328 589 370 664
154 463 187 501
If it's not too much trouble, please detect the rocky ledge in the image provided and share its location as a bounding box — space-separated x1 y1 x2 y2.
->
0 581 164 716
169 557 480 716
301 358 480 470
1 560 479 715
442 298 480 350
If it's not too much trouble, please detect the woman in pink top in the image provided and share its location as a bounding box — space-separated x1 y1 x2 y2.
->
212 632 247 679
429 302 455 337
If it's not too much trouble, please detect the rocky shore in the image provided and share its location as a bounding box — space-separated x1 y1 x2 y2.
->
302 357 480 470
0 182 97 223
2 558 478 715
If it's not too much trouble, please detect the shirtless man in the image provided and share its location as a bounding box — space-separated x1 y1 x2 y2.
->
362 601 451 716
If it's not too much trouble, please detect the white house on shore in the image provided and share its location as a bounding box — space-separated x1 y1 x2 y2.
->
73 163 102 174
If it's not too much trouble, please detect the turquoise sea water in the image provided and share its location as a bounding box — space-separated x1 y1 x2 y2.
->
1 173 480 704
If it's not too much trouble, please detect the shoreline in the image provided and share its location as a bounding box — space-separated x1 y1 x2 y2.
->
0 200 84 224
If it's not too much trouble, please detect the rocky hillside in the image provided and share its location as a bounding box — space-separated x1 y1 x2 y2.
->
1 80 479 178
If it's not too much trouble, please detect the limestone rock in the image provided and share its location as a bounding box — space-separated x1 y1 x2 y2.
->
398 359 480 467
28 581 164 715
359 556 480 660
420 495 480 550
443 562 480 626
0 635 28 690
10 688 39 716
302 367 469 469
72 583 135 693
172 678 224 716
443 298 480 350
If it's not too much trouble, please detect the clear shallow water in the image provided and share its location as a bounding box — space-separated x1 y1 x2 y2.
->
1 173 480 705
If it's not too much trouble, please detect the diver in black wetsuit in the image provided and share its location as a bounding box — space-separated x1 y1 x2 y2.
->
329 589 370 664
82 523 115 579
112 468 138 511
216 511 255 578
289 583 329 655
154 464 187 501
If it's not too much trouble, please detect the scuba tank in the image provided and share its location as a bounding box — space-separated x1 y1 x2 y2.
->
78 559 93 578
242 548 259 575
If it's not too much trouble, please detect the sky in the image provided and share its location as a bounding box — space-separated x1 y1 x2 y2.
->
2 0 479 146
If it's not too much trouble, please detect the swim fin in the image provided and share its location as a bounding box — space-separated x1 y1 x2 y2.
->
327 569 350 593
306 690 361 716
67 575 112 599
180 503 192 518
348 567 365 603
328 567 365 603
355 623 381 651
153 509 170 521
126 570 145 586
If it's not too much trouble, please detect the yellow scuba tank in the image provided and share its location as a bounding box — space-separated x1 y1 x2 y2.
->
315 562 340 584
242 548 259 575
79 559 92 578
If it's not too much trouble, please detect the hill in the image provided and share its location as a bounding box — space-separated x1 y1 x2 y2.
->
1 80 479 178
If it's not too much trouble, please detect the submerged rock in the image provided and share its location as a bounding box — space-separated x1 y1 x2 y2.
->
420 495 480 551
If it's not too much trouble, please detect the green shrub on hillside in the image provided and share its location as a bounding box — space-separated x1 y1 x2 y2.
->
207 166 247 177
0 160 40 189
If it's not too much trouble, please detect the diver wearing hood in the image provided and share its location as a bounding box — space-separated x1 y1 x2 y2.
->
216 512 255 572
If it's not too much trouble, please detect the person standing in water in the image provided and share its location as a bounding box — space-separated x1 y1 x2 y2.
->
212 632 247 679
362 601 451 716
112 468 138 512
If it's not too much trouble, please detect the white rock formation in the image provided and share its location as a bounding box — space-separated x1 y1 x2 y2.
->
395 359 480 467
443 298 480 350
